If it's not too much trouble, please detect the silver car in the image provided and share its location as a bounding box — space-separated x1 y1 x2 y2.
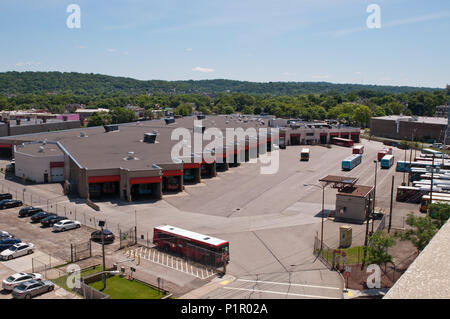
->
2 272 42 291
11 280 54 299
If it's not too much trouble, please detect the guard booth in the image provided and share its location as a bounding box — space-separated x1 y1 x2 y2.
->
339 225 352 248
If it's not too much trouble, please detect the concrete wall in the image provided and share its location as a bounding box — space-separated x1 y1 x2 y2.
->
0 121 81 137
14 151 64 183
371 118 447 142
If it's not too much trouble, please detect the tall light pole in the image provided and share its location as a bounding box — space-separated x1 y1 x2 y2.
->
98 220 106 291
372 160 378 234
305 183 325 249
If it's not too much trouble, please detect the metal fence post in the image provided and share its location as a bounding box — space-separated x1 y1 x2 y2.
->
70 244 73 263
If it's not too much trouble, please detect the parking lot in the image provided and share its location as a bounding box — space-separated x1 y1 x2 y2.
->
0 138 424 298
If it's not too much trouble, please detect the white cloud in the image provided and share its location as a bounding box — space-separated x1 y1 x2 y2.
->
76 45 85 49
312 74 330 80
185 48 193 52
107 48 117 53
15 61 43 67
355 71 362 75
192 66 214 73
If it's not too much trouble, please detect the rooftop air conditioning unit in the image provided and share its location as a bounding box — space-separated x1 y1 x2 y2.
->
197 114 205 120
104 124 119 132
143 132 157 143
38 146 44 153
127 152 135 160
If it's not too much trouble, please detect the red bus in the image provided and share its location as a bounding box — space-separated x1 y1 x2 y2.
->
352 145 364 154
377 147 393 161
332 137 354 147
153 225 229 265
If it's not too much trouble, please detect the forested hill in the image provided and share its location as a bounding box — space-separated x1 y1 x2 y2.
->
0 71 442 96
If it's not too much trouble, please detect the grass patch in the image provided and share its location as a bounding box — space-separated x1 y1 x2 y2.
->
51 265 102 292
90 276 165 299
316 246 365 265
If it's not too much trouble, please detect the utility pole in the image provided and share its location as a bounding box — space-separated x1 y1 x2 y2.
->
372 160 378 234
402 145 407 186
321 184 325 250
99 220 106 291
388 175 394 233
361 191 372 270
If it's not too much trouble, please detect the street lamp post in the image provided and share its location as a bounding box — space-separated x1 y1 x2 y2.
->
98 220 106 291
305 183 325 249
372 160 378 234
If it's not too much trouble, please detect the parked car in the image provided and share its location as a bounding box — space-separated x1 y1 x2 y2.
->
40 215 66 227
30 211 56 223
0 243 34 261
2 272 42 291
0 231 13 239
11 280 54 299
53 220 81 232
90 229 115 244
0 238 21 252
0 199 23 210
0 193 12 201
19 206 43 218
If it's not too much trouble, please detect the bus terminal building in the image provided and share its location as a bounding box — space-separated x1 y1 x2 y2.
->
0 115 361 202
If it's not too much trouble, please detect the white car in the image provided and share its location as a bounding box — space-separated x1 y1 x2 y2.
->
0 243 34 261
2 272 42 291
53 219 81 232
0 231 13 239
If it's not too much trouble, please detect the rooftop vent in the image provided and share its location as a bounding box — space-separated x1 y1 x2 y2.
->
104 124 119 132
143 132 157 143
127 152 135 160
194 125 206 134
80 132 87 138
38 146 44 153
164 117 175 125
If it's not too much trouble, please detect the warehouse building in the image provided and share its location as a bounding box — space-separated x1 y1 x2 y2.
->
1 115 360 202
370 115 448 143
2 115 277 201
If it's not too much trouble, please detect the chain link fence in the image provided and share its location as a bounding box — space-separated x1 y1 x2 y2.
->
119 227 137 249
70 241 92 263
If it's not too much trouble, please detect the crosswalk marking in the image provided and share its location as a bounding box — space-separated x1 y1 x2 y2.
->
237 279 340 291
223 286 340 299
125 247 217 280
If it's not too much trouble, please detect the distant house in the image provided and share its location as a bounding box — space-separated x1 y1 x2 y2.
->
124 104 145 118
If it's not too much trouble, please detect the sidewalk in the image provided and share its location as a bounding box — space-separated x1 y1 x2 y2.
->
178 274 236 299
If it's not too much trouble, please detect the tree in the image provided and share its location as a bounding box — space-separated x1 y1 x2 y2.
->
428 203 450 229
110 107 137 124
352 105 371 127
366 231 395 266
87 111 112 127
395 213 438 253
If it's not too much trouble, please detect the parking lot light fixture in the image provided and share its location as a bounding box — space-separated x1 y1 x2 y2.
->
98 220 106 290
304 183 325 250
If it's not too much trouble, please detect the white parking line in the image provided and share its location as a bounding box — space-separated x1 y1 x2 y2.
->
236 279 341 291
223 287 340 299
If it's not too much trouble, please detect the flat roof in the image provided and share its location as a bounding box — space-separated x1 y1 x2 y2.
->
3 115 273 170
337 185 374 198
155 225 228 247
15 142 64 157
319 175 358 184
373 115 448 125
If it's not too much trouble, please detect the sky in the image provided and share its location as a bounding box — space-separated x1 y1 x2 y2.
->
0 0 449 88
